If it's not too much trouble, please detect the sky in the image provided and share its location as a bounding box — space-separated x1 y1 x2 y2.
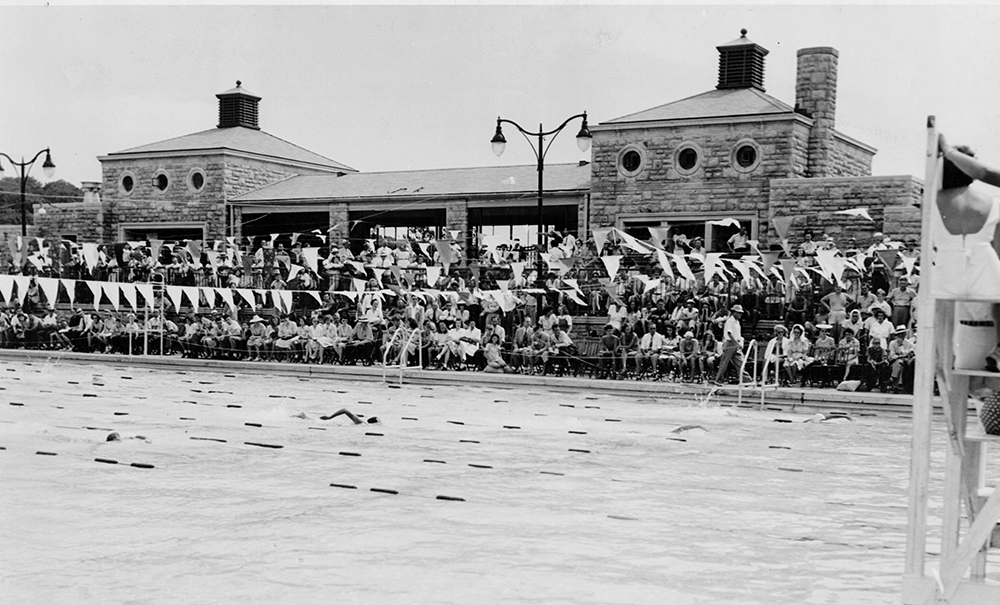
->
2 3 999 189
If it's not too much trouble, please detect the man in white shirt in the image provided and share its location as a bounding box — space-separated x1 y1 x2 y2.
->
638 324 666 376
714 304 749 384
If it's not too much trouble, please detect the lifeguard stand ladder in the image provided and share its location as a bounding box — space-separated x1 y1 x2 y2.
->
903 116 1000 604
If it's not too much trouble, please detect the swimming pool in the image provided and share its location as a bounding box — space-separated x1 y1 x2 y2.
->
1 358 991 603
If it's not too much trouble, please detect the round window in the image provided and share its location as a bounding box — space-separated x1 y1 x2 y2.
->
121 175 134 193
188 169 206 193
736 145 757 167
622 150 641 172
155 173 169 192
678 148 698 170
730 139 763 174
617 145 647 177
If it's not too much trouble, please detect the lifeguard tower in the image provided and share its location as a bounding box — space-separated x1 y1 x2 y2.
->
903 117 1000 603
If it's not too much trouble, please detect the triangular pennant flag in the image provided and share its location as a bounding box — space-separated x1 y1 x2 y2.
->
236 289 256 308
563 289 587 306
350 260 367 275
226 236 237 248
448 230 461 241
876 248 899 270
647 226 670 249
60 278 75 306
728 259 753 284
592 228 612 254
643 278 662 294
278 291 293 314
746 260 767 280
656 250 674 278
562 278 584 297
496 279 509 292
287 264 303 282
510 262 526 283
291 233 300 246
269 233 279 244
353 278 367 293
166 286 184 312
13 276 31 307
901 254 918 277
135 284 154 310
833 207 874 221
554 257 575 275
389 265 402 284
102 283 120 312
86 281 102 310
119 283 137 311
27 255 44 271
254 290 268 309
425 265 442 287
304 291 322 305
149 239 164 263
615 229 654 254
37 277 60 307
182 286 200 314
187 240 202 269
772 216 795 240
760 251 779 275
600 255 622 281
702 253 724 283
216 288 237 314
417 243 432 259
301 247 319 273
204 250 219 270
814 249 839 281
780 258 798 286
0 274 13 303
81 243 99 271
372 268 385 285
781 239 792 256
673 253 696 282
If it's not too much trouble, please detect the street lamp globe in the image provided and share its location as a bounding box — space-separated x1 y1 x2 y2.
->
575 116 592 153
491 121 507 157
42 150 56 178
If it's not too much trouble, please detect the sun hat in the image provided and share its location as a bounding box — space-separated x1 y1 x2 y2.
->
249 315 265 324
684 331 694 338
816 323 833 330
730 304 744 314
893 325 908 335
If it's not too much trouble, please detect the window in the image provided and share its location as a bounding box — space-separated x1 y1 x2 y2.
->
154 173 169 192
731 139 762 173
187 168 206 193
673 142 703 176
118 171 136 196
678 148 698 170
617 144 646 178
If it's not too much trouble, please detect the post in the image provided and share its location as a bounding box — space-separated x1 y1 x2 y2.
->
537 127 545 291
20 163 27 237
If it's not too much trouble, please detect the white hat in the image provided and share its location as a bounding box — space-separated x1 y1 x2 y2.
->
249 315 265 324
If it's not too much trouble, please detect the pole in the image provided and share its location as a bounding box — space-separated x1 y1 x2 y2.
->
20 162 27 237
537 127 545 291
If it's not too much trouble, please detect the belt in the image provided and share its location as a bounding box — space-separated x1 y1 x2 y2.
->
893 305 910 308
959 320 995 327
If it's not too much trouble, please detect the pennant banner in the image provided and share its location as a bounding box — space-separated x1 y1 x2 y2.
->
60 278 76 306
600 255 622 282
772 216 795 240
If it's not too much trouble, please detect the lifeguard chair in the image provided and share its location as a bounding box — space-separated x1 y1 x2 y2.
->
903 117 1000 603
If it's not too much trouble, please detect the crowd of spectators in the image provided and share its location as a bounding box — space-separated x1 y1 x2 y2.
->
1 226 923 393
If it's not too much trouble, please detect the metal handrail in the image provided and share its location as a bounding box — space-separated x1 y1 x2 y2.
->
380 325 422 386
736 339 757 407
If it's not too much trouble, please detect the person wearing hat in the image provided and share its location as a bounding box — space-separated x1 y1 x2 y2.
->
676 330 700 382
246 315 271 361
803 324 836 387
840 309 865 340
714 304 751 385
887 326 915 393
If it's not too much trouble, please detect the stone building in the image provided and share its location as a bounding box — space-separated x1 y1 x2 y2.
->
34 31 921 254
590 30 921 249
35 82 354 243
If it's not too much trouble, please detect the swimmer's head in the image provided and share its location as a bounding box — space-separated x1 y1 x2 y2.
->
366 416 381 424
107 432 120 442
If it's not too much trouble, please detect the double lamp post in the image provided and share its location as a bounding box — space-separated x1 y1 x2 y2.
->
0 148 56 236
491 113 591 288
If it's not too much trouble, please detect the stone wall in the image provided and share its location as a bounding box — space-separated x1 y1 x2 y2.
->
33 200 107 241
883 204 923 244
828 135 874 177
767 174 922 246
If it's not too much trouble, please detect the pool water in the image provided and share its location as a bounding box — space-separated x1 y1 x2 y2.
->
0 358 992 604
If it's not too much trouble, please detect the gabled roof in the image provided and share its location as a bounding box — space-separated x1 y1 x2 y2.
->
232 162 590 202
603 87 794 124
105 127 355 172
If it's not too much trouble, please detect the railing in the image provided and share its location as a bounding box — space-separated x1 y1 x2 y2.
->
736 339 757 407
380 326 423 386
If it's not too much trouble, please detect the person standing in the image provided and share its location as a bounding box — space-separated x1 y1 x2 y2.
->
714 304 749 385
886 277 916 329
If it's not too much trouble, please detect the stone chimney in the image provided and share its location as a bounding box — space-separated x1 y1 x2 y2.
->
81 181 102 204
216 80 261 130
795 47 838 177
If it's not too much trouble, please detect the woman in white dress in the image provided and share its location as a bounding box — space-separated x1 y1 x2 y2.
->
937 135 1000 370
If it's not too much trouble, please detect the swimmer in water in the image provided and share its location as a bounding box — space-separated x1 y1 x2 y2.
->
106 432 151 442
292 408 380 425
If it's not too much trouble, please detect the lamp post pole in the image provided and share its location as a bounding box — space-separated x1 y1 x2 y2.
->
491 113 591 290
0 148 56 236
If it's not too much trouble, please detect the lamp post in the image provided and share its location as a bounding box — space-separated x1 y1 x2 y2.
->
491 113 591 289
0 148 56 236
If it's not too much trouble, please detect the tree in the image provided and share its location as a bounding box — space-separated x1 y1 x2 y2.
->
0 177 83 226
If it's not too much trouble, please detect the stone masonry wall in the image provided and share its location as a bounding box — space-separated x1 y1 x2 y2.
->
795 47 838 178
767 175 922 246
590 118 808 229
882 204 923 244
33 200 108 241
828 136 874 177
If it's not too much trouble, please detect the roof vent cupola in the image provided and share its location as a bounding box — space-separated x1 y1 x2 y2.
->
216 80 261 130
716 29 769 92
